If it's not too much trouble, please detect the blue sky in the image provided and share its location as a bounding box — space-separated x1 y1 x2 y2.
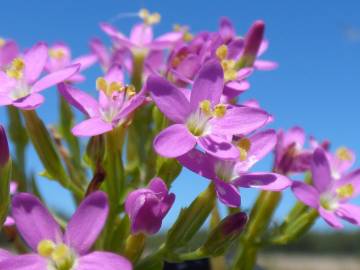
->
1 0 360 231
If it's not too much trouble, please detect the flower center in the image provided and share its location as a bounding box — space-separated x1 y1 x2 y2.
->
336 184 354 199
215 160 238 182
319 192 338 211
336 147 352 161
186 100 227 137
49 48 66 60
216 45 238 82
5 58 32 100
139 8 161 26
96 77 136 123
236 138 251 161
37 240 76 270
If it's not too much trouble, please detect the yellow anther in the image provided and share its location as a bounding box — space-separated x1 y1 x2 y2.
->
37 240 56 257
51 244 71 263
336 147 353 161
0 38 5 47
216 45 228 61
221 59 237 81
96 77 108 92
49 48 66 60
200 100 212 115
237 138 251 161
126 85 136 97
109 81 123 93
336 184 355 199
183 32 194 42
6 58 25 80
213 104 227 118
139 9 161 25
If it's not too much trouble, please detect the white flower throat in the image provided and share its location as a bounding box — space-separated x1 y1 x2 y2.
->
5 58 31 100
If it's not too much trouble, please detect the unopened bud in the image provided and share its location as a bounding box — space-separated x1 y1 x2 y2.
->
200 212 247 256
85 135 105 168
0 125 10 166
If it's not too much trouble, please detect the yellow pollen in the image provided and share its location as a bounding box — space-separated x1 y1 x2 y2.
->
37 240 56 257
49 48 66 60
237 138 251 161
213 104 227 118
51 244 71 262
139 9 161 25
336 147 352 161
216 45 228 61
6 58 25 80
96 77 108 92
126 85 136 97
221 59 237 81
336 184 355 199
109 81 122 92
200 100 212 115
0 38 5 47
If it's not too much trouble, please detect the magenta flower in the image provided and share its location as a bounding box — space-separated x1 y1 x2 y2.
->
0 43 80 110
148 60 270 159
125 178 175 235
46 43 97 83
0 38 19 68
59 67 145 137
178 130 291 207
274 126 313 174
0 124 10 167
0 191 132 269
292 148 360 229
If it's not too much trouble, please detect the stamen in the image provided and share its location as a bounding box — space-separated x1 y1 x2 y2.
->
336 147 352 161
37 240 56 257
213 104 227 118
221 59 238 82
216 45 228 61
139 9 161 25
199 100 212 116
237 138 251 161
109 81 122 93
49 48 66 60
6 58 25 80
51 244 71 262
336 184 355 199
96 77 108 93
125 85 136 97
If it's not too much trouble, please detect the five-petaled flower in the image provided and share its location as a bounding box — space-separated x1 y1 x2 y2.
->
0 191 132 270
0 43 79 110
292 148 360 229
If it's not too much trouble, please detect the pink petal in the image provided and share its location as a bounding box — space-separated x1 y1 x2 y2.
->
72 54 97 71
214 180 241 208
12 93 44 110
130 23 153 46
0 40 19 67
24 43 48 83
312 148 333 193
77 251 132 270
254 60 278 70
31 64 80 93
153 124 196 158
336 204 360 226
291 181 320 209
0 94 13 106
319 207 343 229
11 193 62 251
198 134 239 159
65 192 108 255
147 75 191 123
190 60 224 111
58 83 99 117
0 254 47 270
0 249 13 261
335 169 360 198
100 23 134 48
211 106 269 136
150 32 183 49
104 66 124 83
72 117 113 137
235 172 291 191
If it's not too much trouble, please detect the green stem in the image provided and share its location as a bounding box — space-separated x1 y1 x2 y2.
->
232 191 282 270
131 52 146 91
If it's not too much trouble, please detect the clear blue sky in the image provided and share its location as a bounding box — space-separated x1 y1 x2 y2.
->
1 0 360 231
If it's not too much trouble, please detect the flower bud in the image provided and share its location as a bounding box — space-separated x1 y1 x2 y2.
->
0 125 10 166
236 20 265 69
200 212 248 256
85 135 105 169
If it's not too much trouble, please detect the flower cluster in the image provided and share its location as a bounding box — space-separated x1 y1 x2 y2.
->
0 8 359 270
